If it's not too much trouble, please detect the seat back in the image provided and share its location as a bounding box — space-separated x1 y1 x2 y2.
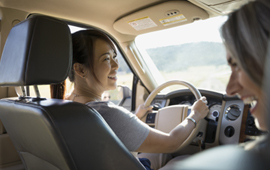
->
0 119 23 169
0 15 144 170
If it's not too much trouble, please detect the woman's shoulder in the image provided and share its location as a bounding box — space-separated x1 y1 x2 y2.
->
85 101 139 125
86 101 116 108
86 101 130 114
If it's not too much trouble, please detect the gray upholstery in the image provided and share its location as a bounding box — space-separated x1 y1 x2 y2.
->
0 98 144 170
0 15 144 170
0 119 5 134
0 119 22 169
165 145 268 170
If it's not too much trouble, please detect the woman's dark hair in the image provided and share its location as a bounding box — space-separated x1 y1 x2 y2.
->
221 0 270 87
50 30 116 99
50 81 66 99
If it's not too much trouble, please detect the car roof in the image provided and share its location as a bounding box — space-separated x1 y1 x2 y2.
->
0 0 250 43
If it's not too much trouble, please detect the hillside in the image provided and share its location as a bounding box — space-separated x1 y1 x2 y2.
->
146 42 227 72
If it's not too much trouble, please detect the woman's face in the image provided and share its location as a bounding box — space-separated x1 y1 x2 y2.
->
226 54 267 131
86 39 118 92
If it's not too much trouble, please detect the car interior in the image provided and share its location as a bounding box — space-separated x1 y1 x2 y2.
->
0 0 269 170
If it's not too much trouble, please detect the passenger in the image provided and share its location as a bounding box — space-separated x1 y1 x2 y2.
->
51 30 209 169
101 91 111 101
222 0 270 147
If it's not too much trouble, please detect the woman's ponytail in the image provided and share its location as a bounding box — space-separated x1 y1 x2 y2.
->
50 80 66 99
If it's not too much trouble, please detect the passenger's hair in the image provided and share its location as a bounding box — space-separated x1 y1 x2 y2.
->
221 0 270 87
50 30 116 99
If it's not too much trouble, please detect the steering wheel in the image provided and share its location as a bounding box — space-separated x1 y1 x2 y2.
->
144 80 207 153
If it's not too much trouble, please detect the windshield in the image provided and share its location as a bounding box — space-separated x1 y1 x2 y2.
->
135 16 230 93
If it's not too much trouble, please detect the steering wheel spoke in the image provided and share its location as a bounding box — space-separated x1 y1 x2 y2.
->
156 105 189 133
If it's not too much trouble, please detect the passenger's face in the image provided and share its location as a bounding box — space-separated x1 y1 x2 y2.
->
226 54 266 131
88 39 118 92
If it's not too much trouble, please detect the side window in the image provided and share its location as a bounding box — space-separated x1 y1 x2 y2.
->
104 51 133 110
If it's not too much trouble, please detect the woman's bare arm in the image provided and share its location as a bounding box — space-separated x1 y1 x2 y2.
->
136 97 209 153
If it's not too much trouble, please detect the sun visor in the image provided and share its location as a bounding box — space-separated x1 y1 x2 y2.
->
113 1 209 35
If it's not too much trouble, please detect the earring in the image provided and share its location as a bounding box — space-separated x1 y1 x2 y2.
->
83 75 85 78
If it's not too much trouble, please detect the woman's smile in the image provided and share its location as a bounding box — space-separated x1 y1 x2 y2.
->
241 96 258 114
108 72 117 81
108 75 117 81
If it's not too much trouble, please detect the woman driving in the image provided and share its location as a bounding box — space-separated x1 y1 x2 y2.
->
51 29 209 169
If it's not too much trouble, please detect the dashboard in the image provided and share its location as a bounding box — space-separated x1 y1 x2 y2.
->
145 89 262 146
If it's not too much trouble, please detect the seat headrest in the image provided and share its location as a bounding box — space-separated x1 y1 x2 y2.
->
0 15 72 86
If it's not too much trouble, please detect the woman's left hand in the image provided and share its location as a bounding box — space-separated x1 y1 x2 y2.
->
135 104 153 119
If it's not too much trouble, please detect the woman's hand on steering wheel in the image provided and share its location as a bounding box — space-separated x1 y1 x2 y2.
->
190 96 209 122
135 104 153 119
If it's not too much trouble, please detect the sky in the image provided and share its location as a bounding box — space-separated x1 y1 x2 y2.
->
135 16 228 49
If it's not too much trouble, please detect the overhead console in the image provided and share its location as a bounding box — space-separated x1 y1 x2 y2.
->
113 1 209 35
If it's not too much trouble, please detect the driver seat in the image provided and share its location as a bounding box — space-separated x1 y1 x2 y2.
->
0 15 145 170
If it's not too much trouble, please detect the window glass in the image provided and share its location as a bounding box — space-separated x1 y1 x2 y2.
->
103 51 133 105
135 16 230 93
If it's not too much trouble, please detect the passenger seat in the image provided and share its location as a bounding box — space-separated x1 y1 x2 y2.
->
0 119 24 170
